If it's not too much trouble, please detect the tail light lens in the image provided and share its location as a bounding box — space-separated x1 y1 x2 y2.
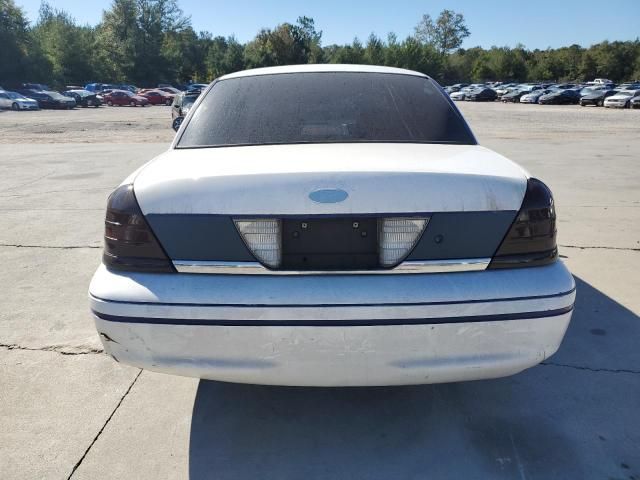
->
234 219 282 268
378 217 429 267
489 178 557 269
103 185 175 272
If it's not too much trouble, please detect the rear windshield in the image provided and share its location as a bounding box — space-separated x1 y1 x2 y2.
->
177 72 475 148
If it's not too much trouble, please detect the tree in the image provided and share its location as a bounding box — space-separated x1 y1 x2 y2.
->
3 7 640 87
31 3 96 85
364 33 384 65
292 16 322 63
0 0 50 83
415 9 470 56
95 0 138 81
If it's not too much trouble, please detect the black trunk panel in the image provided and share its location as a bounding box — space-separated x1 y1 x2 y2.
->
281 218 378 270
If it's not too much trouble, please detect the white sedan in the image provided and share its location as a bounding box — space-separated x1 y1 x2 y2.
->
604 90 638 108
89 65 574 387
0 91 40 110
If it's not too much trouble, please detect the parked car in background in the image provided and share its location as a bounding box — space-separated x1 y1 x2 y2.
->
520 89 552 104
17 89 76 109
502 89 527 103
90 65 574 387
158 86 181 95
617 83 640 91
0 91 40 110
495 83 518 96
444 83 469 93
85 83 137 93
450 85 484 101
63 89 102 107
171 91 200 121
85 83 105 92
449 89 468 101
465 87 497 102
102 90 149 107
21 83 50 91
604 90 638 108
538 89 581 105
114 84 138 93
186 83 209 94
139 89 174 105
552 83 577 90
580 89 618 107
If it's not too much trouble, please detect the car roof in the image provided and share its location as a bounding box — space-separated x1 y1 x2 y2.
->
219 64 430 81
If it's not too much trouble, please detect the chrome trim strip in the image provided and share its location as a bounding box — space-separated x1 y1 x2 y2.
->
173 258 490 275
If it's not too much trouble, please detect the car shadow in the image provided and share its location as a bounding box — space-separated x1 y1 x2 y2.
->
188 277 640 480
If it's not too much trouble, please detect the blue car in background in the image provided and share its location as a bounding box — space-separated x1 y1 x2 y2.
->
85 83 137 93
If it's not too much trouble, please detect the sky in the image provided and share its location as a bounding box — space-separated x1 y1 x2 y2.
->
16 0 640 49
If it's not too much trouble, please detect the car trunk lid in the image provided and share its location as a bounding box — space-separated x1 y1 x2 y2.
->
133 143 528 215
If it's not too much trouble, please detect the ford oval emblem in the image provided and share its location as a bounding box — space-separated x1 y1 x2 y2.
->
309 188 349 204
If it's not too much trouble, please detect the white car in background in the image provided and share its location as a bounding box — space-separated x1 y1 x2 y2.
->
604 90 638 108
520 89 552 104
449 89 469 101
0 91 40 110
449 84 485 101
89 65 574 387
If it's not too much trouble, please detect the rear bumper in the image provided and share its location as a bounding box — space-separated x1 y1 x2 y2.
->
89 261 575 386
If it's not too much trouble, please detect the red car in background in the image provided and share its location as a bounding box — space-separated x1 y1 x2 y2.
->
139 89 175 105
103 90 149 107
158 86 181 95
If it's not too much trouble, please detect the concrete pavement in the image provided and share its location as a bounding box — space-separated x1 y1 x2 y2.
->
0 103 638 479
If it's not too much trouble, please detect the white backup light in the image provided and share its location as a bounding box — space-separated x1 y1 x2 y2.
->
234 219 282 268
378 218 429 267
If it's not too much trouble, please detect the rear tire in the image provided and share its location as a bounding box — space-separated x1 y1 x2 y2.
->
11 103 19 111
165 99 171 106
597 100 604 107
107 100 113 106
130 101 136 107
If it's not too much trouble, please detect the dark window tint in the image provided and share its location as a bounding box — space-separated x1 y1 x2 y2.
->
183 96 196 108
177 72 475 148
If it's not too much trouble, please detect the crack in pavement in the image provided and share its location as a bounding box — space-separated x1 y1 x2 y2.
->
0 243 101 249
559 244 640 252
0 172 54 194
0 342 103 355
66 369 142 480
541 361 640 375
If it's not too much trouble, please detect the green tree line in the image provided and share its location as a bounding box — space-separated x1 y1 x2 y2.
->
2 0 639 88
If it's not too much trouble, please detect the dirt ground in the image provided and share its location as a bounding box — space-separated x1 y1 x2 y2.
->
1 100 639 144
0 104 175 144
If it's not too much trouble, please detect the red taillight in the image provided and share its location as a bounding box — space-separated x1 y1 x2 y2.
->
103 185 175 273
489 178 557 269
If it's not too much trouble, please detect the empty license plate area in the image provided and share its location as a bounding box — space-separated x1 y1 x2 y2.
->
281 218 378 270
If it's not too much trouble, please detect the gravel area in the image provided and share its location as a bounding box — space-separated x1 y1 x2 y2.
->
0 101 638 145
0 104 175 144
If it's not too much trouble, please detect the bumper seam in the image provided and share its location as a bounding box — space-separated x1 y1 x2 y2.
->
92 305 574 326
89 287 575 309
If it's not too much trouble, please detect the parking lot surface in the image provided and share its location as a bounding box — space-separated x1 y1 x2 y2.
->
0 103 638 479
